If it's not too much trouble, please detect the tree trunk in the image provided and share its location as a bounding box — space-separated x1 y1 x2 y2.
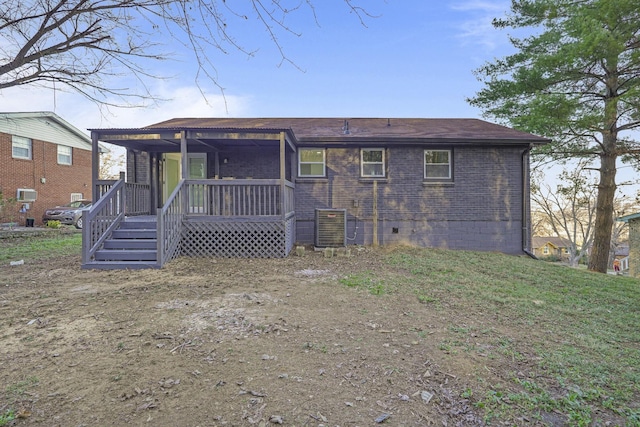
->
588 151 617 273
589 55 620 274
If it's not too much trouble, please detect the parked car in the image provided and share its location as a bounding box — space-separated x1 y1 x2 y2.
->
42 199 92 229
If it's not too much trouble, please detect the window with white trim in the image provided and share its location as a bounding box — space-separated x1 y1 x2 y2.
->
70 193 84 202
12 135 32 160
298 148 325 177
424 150 451 179
58 145 72 165
361 148 385 177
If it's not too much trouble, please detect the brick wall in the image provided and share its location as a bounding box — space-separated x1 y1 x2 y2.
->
0 132 92 225
294 145 527 253
215 146 281 179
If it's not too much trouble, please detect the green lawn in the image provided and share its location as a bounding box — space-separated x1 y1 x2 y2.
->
1 234 638 424
0 232 82 262
380 248 640 425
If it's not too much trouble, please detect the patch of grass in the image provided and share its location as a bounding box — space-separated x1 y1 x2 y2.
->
6 376 39 396
384 247 640 425
0 409 16 426
0 233 81 261
339 272 390 296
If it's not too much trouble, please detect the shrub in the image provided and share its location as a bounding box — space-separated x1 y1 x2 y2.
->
0 190 20 225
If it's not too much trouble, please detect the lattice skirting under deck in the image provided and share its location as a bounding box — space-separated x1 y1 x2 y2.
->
181 217 295 258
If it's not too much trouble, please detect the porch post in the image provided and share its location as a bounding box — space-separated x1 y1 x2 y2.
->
91 131 100 202
180 131 188 179
180 130 188 214
149 152 158 214
279 132 286 218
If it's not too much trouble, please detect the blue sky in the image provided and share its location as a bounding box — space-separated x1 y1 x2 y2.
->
0 1 514 127
1 0 636 196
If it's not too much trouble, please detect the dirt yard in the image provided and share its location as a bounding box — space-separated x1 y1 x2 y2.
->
0 246 549 426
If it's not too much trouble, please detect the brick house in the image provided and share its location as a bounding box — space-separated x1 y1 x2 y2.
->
0 112 95 226
83 118 549 269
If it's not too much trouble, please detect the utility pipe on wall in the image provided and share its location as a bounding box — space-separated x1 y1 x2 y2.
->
373 180 379 247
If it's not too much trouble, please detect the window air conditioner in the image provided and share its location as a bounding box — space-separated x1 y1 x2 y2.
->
17 189 37 202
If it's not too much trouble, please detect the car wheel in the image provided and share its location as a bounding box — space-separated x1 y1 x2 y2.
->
75 217 83 229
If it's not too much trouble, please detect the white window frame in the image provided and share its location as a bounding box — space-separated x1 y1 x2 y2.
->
57 145 72 165
543 246 549 255
12 135 32 160
70 193 84 202
361 148 385 178
298 148 326 177
424 149 452 180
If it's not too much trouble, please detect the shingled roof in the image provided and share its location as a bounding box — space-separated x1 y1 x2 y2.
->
143 117 550 144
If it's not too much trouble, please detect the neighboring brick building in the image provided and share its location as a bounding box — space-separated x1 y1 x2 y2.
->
0 112 94 226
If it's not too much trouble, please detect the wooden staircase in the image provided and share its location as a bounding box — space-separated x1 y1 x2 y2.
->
87 217 161 269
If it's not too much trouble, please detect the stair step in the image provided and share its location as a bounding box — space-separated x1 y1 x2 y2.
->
104 239 157 250
82 261 161 270
112 229 157 239
95 249 157 261
120 220 157 229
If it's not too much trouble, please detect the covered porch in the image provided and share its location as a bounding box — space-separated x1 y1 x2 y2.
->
82 126 297 269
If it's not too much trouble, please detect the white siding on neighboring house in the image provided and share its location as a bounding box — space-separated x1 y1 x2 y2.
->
0 112 93 152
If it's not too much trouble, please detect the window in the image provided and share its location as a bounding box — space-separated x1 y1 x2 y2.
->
543 246 549 255
424 150 451 179
361 148 385 177
299 148 325 177
58 145 72 165
12 135 32 160
70 193 84 202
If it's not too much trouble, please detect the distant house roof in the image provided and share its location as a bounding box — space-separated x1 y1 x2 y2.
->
614 244 629 257
0 111 107 153
617 212 640 223
90 117 551 150
532 236 572 249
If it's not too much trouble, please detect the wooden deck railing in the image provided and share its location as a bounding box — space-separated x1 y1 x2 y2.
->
82 179 126 265
185 179 294 217
95 180 151 216
87 178 295 267
158 180 186 265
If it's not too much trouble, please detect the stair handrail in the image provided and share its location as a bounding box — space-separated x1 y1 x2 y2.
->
82 178 126 265
158 180 186 266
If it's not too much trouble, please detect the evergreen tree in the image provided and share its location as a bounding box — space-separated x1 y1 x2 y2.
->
469 0 640 272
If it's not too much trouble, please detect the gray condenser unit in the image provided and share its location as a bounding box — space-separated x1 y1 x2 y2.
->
315 209 347 248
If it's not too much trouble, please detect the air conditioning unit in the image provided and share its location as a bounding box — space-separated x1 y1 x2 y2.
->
17 188 37 202
315 208 347 248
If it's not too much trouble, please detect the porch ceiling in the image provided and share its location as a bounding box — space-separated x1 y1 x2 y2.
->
89 127 297 153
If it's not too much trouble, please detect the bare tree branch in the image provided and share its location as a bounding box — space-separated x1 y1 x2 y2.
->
0 0 374 106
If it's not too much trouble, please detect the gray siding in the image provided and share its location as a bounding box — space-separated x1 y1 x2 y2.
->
295 145 526 254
